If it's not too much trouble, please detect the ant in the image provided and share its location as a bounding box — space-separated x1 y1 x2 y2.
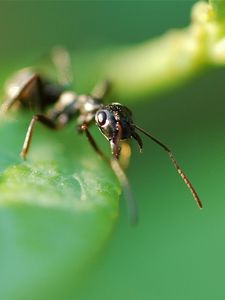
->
0 47 203 223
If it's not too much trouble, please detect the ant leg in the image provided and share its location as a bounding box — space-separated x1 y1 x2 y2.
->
80 123 108 161
110 158 138 224
91 80 111 100
80 123 137 224
51 47 73 88
21 114 59 159
1 74 42 113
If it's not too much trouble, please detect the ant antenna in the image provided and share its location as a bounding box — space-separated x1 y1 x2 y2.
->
134 125 203 209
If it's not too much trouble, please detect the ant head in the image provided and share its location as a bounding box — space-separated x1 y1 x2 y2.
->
96 103 202 210
95 103 134 141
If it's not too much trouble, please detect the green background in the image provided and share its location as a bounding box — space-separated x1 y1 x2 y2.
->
1 1 225 299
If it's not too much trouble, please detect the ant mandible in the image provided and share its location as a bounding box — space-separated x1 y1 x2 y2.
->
0 47 203 224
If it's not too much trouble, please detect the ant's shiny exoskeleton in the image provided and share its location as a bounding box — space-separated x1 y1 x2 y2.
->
0 48 202 223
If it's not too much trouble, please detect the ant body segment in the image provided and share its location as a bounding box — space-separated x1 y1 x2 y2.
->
0 48 202 223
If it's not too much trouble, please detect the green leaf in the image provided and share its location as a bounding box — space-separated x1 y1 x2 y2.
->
0 115 120 300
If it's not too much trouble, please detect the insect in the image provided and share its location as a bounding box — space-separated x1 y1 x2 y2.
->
0 47 203 223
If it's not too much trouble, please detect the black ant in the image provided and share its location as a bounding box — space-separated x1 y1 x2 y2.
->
0 47 203 223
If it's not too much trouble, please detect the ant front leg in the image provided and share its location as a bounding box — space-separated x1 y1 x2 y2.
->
80 122 137 224
80 122 122 162
80 123 108 161
21 114 59 159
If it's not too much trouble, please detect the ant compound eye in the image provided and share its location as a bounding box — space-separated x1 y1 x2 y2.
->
97 111 107 126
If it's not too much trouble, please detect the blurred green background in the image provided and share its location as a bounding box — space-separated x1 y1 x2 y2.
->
1 1 225 300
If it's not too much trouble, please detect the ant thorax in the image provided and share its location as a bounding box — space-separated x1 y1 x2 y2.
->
47 91 79 125
54 91 77 111
77 95 102 125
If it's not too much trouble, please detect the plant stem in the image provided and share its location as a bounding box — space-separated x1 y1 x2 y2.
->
104 2 225 100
